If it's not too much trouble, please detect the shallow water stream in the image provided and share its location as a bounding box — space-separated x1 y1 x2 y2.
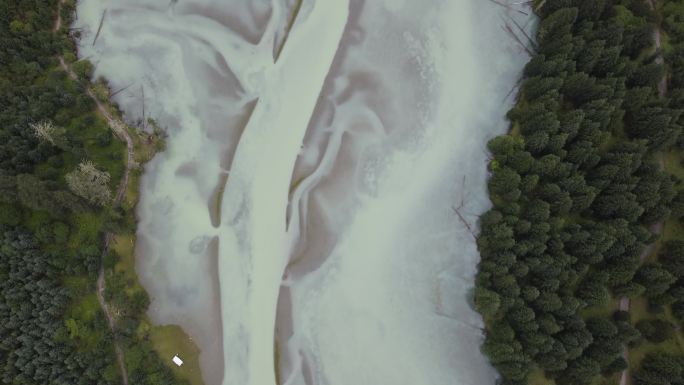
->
74 1 532 384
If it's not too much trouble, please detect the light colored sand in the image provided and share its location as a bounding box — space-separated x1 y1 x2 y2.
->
74 1 533 385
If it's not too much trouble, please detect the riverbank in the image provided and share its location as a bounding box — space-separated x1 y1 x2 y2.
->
475 1 681 384
105 131 205 385
84 48 207 385
58 1 206 384
0 0 201 383
70 0 534 384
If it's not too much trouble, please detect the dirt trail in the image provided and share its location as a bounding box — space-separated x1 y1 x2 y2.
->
619 3 666 385
52 3 62 33
53 2 133 385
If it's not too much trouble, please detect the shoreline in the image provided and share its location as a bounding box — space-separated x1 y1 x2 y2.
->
61 1 207 383
93 68 207 385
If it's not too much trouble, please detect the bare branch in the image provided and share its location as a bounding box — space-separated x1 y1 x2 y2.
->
30 121 58 145
92 9 107 46
509 15 537 50
66 160 112 206
452 176 477 239
110 82 134 97
501 20 534 57
535 0 546 12
487 0 529 15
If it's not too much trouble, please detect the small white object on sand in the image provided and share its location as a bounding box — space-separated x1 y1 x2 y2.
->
172 355 183 367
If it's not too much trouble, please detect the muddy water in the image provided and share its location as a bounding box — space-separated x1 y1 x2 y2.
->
74 1 532 384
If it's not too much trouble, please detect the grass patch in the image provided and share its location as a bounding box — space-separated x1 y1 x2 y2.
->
112 234 135 276
630 337 682 373
63 275 90 293
149 324 204 385
110 226 205 385
69 293 100 322
663 217 684 249
64 293 104 350
123 170 141 211
665 149 684 181
23 209 52 233
69 211 105 249
103 114 205 384
581 298 619 319
595 373 620 385
528 368 555 385
630 297 651 324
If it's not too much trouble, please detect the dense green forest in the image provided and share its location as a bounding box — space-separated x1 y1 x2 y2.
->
0 1 188 384
475 0 684 385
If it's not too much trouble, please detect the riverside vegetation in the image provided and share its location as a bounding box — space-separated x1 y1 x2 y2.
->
0 1 191 384
9 1 684 385
475 1 684 385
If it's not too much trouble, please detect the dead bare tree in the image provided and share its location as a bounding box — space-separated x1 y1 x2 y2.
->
509 15 537 50
501 21 535 57
535 0 546 12
30 120 59 145
92 9 107 46
110 82 134 97
503 78 523 102
66 160 112 206
487 0 529 15
30 120 71 151
141 85 147 130
452 176 477 240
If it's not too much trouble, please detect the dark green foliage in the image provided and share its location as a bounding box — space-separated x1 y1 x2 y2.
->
664 9 684 336
0 229 111 385
72 60 94 81
475 2 678 384
0 1 189 384
628 62 665 88
538 8 579 44
523 76 564 101
96 130 113 147
15 174 86 215
613 281 646 298
635 264 677 299
623 24 655 59
0 1 70 175
0 203 22 226
577 278 610 307
615 320 641 345
636 319 673 344
633 352 684 385
586 317 617 338
659 240 684 278
489 166 522 200
626 107 682 151
475 287 502 317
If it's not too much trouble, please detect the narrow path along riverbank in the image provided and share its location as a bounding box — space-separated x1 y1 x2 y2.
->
53 1 134 384
619 2 667 385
